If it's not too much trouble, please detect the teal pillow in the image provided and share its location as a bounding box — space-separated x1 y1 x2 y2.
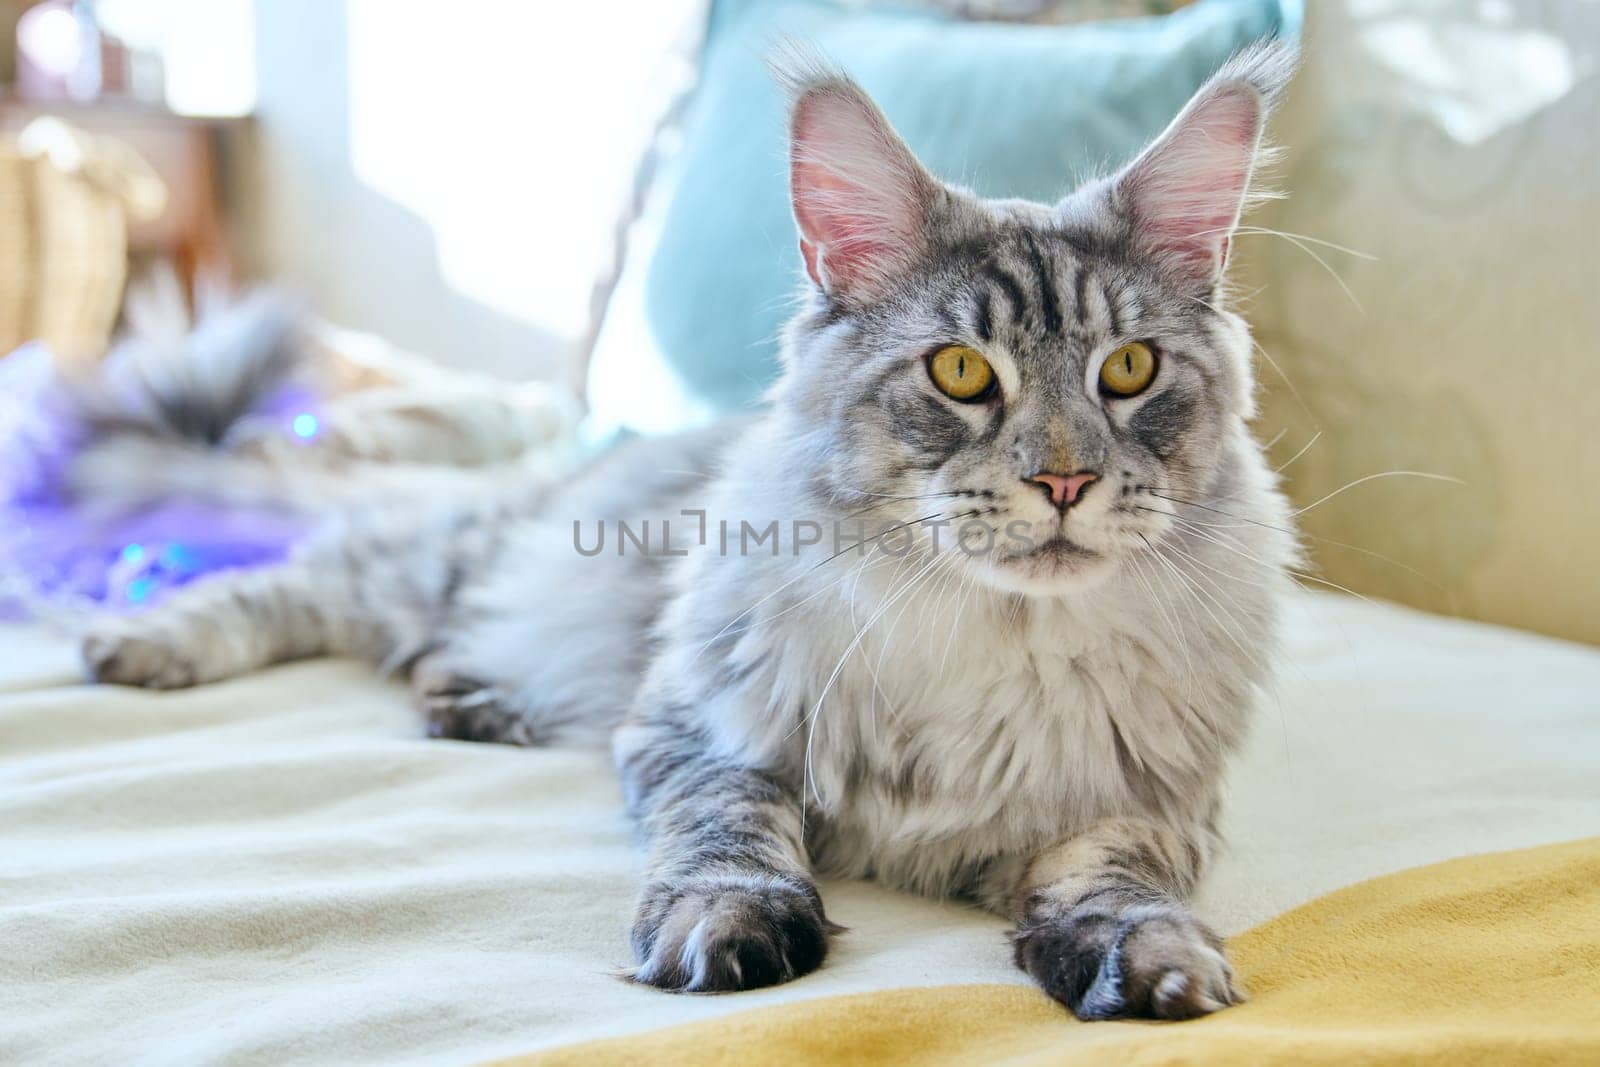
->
615 0 1296 421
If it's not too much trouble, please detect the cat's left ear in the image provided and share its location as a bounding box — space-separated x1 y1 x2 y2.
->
1110 43 1295 293
782 66 939 302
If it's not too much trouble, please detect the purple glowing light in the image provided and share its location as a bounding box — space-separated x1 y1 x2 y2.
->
0 343 322 618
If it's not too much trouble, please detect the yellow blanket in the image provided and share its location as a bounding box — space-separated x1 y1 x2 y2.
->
511 837 1600 1066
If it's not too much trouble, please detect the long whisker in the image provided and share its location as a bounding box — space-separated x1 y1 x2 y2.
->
1142 493 1448 592
795 538 953 743
1148 544 1279 678
1160 529 1281 594
799 548 954 808
868 546 962 722
1271 230 1364 312
1145 523 1301 767
1144 520 1348 719
1135 549 1229 735
938 557 982 679
1158 547 1276 693
1273 429 1322 474
1290 470 1465 516
1127 551 1200 707
898 550 967 728
1227 225 1379 261
717 538 901 643
835 487 972 501
804 556 915 814
1192 224 1370 312
837 489 974 518
1287 568 1384 607
691 510 956 664
1139 533 1268 676
1162 514 1391 615
1251 338 1319 427
1143 495 1272 528
852 550 893 737
862 543 939 734
1158 533 1274 628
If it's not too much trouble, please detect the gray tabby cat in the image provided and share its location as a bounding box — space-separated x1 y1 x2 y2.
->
84 43 1298 1020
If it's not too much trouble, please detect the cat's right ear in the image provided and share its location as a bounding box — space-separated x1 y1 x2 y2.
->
781 66 936 302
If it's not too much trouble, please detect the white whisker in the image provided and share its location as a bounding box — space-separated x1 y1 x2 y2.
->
1229 225 1378 261
1273 429 1322 474
1293 470 1465 516
798 546 952 809
1143 534 1270 677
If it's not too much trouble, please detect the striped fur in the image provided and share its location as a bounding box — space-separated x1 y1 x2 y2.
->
84 44 1299 1019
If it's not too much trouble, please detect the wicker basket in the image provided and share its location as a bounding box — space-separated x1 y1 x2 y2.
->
0 118 165 363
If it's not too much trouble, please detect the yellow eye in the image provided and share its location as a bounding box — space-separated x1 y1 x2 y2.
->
927 344 995 402
1099 342 1157 397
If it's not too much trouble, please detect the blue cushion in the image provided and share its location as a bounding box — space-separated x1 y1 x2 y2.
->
596 0 1296 425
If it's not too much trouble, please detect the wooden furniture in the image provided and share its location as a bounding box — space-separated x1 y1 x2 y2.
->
0 97 245 358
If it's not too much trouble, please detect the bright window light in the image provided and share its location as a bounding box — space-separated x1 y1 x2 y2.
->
95 0 256 116
345 0 699 343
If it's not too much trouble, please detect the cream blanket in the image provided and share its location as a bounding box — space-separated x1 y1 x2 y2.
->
3 591 1598 1064
517 838 1600 1065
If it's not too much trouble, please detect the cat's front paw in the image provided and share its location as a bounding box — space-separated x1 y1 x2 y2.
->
629 873 832 993
412 654 541 745
1016 902 1241 1021
82 621 204 689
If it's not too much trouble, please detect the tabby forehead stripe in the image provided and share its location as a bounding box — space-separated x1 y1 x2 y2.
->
1022 234 1064 334
981 262 1027 324
1072 264 1089 327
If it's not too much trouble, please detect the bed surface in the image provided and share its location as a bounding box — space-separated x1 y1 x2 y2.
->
3 590 1598 1064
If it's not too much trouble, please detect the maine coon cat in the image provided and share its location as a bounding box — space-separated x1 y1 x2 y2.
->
84 43 1298 1020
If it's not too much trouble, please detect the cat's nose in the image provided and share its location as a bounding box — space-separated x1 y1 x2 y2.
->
1026 470 1098 511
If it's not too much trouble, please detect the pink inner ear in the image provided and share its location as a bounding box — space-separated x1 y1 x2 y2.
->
1124 86 1261 279
791 152 900 289
789 89 926 297
800 240 822 287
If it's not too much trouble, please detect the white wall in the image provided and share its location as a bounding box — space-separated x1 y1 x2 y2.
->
238 0 698 382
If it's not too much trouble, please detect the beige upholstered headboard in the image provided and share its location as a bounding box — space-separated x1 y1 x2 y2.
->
1238 2 1599 646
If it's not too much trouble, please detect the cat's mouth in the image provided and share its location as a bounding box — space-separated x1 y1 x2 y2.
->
997 534 1100 568
983 532 1110 592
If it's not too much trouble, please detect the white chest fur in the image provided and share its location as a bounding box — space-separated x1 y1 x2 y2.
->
699 542 1276 898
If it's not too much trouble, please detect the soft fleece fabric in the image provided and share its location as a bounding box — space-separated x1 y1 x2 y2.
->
2 590 1598 1064
516 837 1600 1066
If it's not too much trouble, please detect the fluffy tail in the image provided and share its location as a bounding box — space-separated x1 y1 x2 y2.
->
59 292 312 517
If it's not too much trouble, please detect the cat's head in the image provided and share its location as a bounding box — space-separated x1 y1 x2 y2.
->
775 43 1292 595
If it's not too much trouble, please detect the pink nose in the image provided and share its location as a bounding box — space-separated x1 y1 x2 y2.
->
1027 470 1098 510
